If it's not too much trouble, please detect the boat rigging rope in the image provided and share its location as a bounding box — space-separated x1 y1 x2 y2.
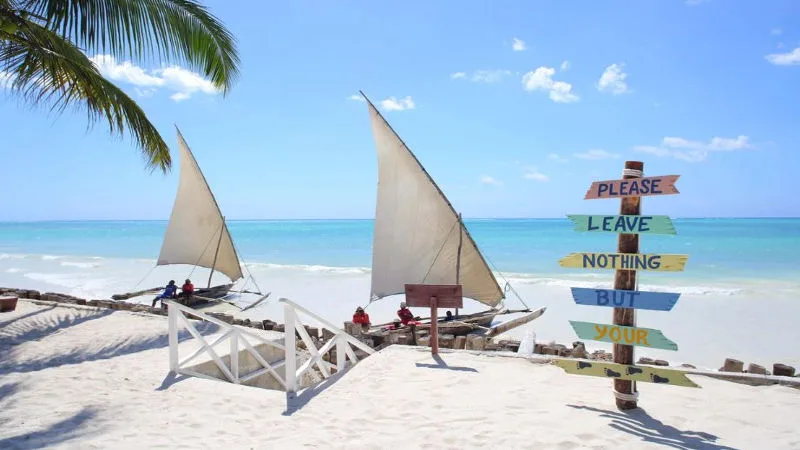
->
479 249 530 311
229 232 264 296
128 265 157 292
186 221 224 280
420 217 460 284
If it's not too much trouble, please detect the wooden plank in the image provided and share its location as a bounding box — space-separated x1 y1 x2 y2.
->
404 284 463 308
569 320 678 351
570 287 681 311
558 252 688 272
567 214 676 235
584 175 680 200
552 359 700 388
485 307 547 338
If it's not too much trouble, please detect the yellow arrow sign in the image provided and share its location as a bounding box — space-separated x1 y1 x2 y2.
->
552 359 700 388
559 252 689 272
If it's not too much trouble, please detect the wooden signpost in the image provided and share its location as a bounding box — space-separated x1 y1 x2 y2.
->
556 161 693 410
404 284 463 356
552 359 699 388
569 320 678 351
570 287 681 311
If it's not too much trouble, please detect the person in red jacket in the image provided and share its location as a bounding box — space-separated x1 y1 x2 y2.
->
352 306 370 330
180 279 194 298
397 302 419 325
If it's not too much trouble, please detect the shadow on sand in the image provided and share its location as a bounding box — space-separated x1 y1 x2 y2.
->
567 404 737 450
415 354 478 373
0 407 99 449
282 369 348 417
0 306 220 375
155 371 194 391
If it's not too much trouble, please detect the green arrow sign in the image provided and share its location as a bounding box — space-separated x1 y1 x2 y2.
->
569 320 678 351
567 215 676 235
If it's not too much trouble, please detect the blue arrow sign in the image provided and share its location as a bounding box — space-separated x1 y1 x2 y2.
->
570 287 681 312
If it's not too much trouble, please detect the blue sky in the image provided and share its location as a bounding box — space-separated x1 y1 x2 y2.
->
1 0 798 220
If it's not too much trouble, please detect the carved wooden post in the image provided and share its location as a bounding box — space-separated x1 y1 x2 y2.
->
613 160 642 410
430 296 439 355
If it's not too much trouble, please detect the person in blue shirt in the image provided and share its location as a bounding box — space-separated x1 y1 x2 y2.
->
152 280 178 308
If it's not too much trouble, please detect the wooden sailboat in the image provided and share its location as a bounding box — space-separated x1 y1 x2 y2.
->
358 92 545 337
114 128 267 312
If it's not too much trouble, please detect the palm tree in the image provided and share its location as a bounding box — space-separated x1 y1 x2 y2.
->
0 0 239 172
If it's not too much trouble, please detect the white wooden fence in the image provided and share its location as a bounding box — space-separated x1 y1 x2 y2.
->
166 298 374 394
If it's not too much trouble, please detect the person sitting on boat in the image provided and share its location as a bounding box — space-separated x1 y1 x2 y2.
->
397 302 421 326
444 310 454 322
179 279 195 299
352 306 371 330
152 280 177 308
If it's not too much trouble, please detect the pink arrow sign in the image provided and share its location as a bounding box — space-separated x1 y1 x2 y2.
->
584 175 680 200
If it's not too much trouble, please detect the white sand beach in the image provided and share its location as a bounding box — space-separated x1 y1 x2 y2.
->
2 299 799 449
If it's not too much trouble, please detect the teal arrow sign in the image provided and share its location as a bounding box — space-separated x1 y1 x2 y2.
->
567 214 676 235
569 320 679 351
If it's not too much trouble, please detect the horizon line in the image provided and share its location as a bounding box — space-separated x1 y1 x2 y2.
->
0 216 799 223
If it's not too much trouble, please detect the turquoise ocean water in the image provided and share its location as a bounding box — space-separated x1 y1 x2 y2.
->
0 218 797 284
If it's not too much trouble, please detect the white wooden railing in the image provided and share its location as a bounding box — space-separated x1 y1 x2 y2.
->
166 298 375 394
280 298 375 393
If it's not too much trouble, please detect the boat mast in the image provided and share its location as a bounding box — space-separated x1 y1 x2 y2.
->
455 213 463 317
207 217 225 288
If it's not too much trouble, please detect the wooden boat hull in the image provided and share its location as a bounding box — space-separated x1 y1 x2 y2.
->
485 307 547 337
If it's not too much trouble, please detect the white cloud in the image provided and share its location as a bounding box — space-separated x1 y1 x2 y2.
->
524 169 550 182
560 61 570 71
574 149 620 160
597 63 629 95
348 94 365 102
88 54 219 101
452 69 513 83
765 48 800 65
771 28 783 36
380 96 415 111
521 67 579 103
634 135 752 162
480 175 502 186
473 69 513 83
548 153 569 163
512 38 527 51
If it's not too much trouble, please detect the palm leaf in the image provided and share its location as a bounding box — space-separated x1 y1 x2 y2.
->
1 11 171 171
19 0 240 92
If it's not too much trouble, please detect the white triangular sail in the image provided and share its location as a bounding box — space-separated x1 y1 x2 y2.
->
363 94 504 308
156 129 243 283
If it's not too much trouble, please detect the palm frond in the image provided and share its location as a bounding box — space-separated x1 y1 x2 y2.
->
1 12 171 171
19 0 240 92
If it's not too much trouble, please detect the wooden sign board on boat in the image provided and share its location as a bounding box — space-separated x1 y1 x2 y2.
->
404 284 463 308
552 359 700 388
567 214 676 235
584 175 680 200
570 287 681 312
558 252 689 272
569 320 678 351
